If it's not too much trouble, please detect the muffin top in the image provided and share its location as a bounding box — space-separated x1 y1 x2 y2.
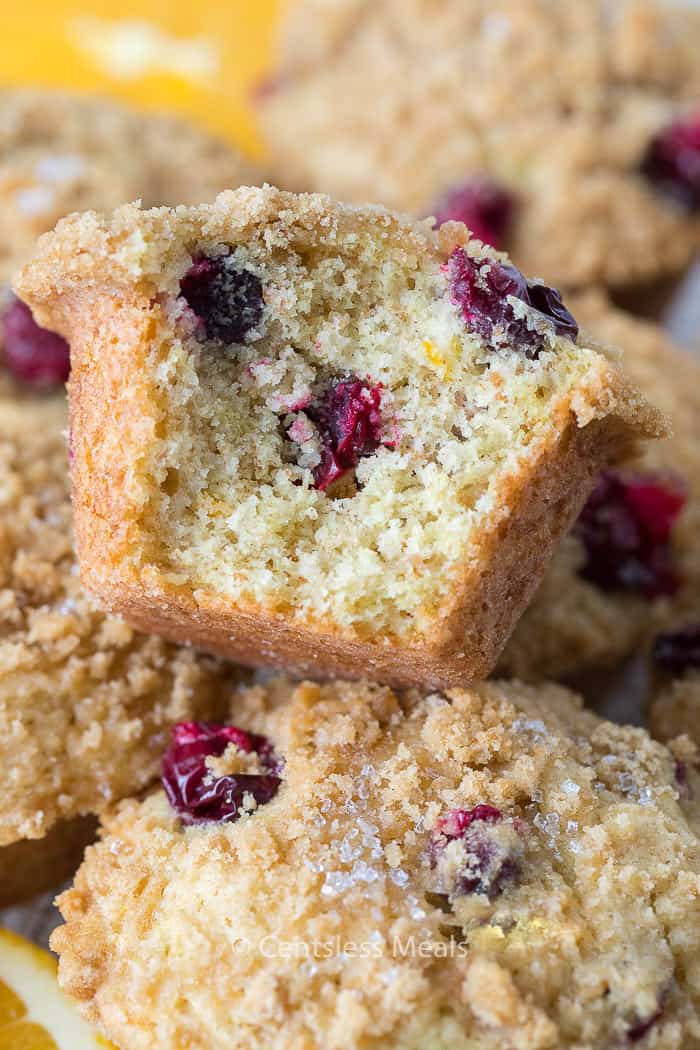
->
259 0 700 289
0 394 231 845
53 676 700 1050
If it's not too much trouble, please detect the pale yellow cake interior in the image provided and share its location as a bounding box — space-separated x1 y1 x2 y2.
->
121 225 614 639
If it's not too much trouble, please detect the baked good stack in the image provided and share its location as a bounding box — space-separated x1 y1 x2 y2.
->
0 89 256 906
3 1 700 1047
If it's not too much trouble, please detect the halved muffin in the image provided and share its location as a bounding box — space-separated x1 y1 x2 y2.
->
17 186 662 687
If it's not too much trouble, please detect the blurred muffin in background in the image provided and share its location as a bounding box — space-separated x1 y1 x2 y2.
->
0 89 261 397
501 291 700 681
258 0 700 306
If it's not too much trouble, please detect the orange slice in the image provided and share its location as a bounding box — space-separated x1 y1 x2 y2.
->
0 928 111 1049
0 1 288 158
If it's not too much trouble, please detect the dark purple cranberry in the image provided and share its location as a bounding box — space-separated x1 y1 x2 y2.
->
527 283 579 341
574 471 687 599
180 253 264 344
445 248 578 358
429 805 522 899
627 1002 665 1043
306 376 386 490
653 625 700 676
431 177 515 249
162 721 282 826
1 296 70 389
641 112 700 211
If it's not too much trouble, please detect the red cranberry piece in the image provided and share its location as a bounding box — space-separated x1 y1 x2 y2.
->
162 721 282 826
641 111 700 211
432 177 515 249
574 471 687 598
306 376 386 490
433 804 504 839
180 253 264 344
1 296 70 389
429 805 522 899
445 248 578 358
653 625 700 676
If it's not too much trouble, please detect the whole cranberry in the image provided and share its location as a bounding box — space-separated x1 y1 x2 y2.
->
162 722 282 826
574 471 687 598
445 248 578 358
180 252 264 344
1 296 70 389
432 177 515 249
641 111 700 211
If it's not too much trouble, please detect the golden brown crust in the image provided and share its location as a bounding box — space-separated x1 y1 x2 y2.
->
51 677 700 1050
502 292 700 680
73 407 641 690
16 189 662 688
0 817 96 909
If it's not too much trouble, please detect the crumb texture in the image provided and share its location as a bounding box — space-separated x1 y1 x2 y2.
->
259 0 700 289
0 396 232 845
502 292 700 680
16 188 660 683
53 677 700 1050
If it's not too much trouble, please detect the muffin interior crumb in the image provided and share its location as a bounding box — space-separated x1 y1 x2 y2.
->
140 227 601 639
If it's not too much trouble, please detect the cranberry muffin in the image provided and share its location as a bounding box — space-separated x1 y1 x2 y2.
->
17 187 661 688
502 293 700 680
0 89 259 396
53 676 700 1050
0 394 235 906
258 0 700 299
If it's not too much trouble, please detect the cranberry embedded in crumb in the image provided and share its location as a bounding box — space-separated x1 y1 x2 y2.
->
641 112 700 211
574 471 687 599
432 177 514 249
627 1002 665 1043
162 722 282 826
653 625 700 676
306 376 386 490
429 805 522 899
445 248 578 357
1 296 70 389
180 253 264 344
434 805 504 839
